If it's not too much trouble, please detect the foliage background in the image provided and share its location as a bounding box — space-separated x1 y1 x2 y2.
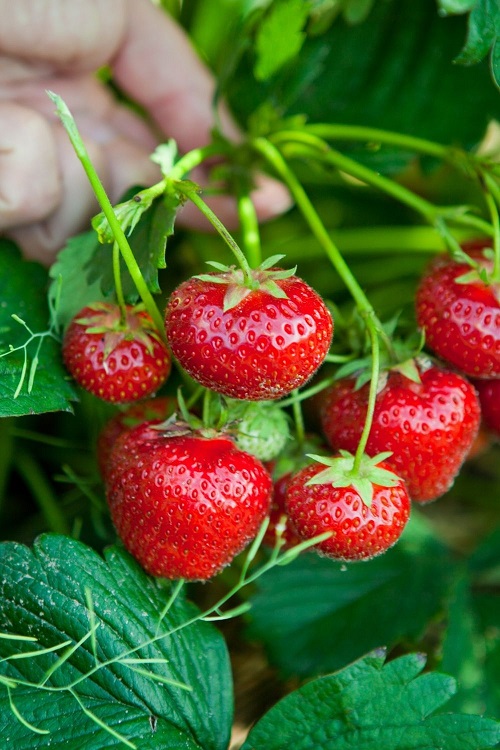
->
0 1 499 747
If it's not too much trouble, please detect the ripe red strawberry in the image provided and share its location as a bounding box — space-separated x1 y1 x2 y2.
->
415 246 500 378
105 423 272 580
473 378 500 438
97 396 177 480
62 302 171 404
320 361 480 503
164 265 333 401
263 472 303 550
284 453 410 561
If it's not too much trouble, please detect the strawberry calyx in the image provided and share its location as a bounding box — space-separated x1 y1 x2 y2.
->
194 255 297 311
453 244 500 292
74 302 165 359
305 449 401 507
334 317 425 390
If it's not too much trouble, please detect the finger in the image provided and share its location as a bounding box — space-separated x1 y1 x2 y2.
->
7 122 164 263
0 0 126 73
113 0 240 153
0 102 61 230
112 0 291 222
6 125 107 262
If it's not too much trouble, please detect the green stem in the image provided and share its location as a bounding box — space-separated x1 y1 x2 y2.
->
252 137 380 321
269 132 493 237
482 173 500 281
253 136 387 463
112 242 127 318
47 92 166 342
301 124 451 161
273 132 440 223
237 193 262 268
15 450 70 535
132 143 230 203
291 390 305 447
352 318 380 473
174 182 255 285
169 143 229 180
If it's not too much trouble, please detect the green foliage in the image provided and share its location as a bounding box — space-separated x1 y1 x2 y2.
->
227 0 500 172
1 2 500 748
253 0 310 80
247 514 456 677
0 242 76 416
441 528 500 715
48 190 172 331
241 650 500 750
0 535 233 749
440 0 500 87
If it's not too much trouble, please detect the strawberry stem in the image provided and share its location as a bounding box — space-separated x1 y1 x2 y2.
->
237 193 262 267
47 92 167 344
302 124 451 161
173 181 256 287
112 242 127 322
291 389 306 448
14 450 70 535
482 172 500 282
252 137 384 471
268 131 493 237
251 137 381 322
352 317 380 473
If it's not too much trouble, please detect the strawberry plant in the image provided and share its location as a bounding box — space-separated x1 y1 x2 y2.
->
1 2 500 748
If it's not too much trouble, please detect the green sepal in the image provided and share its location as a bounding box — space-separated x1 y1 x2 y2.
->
455 267 491 285
150 140 179 176
259 254 287 269
223 284 254 311
305 451 399 507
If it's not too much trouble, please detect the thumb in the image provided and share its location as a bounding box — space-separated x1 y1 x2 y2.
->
0 102 62 231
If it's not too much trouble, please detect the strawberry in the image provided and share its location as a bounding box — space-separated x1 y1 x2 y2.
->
320 361 480 503
63 302 171 404
263 472 303 550
284 453 410 561
227 400 291 462
473 378 500 439
415 245 500 378
105 423 272 580
164 264 333 401
96 396 177 480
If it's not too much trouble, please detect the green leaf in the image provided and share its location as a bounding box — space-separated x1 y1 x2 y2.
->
0 242 76 417
241 650 500 750
343 0 375 25
454 0 500 66
48 188 174 330
48 230 110 331
229 0 500 172
440 573 487 715
438 0 477 14
246 514 456 677
254 0 310 81
0 535 233 750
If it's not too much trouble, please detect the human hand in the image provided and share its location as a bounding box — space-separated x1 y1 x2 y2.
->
0 0 290 262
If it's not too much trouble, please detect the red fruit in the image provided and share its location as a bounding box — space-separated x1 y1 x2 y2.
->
474 378 500 438
285 458 410 561
320 362 480 503
63 302 171 404
263 472 303 550
164 269 333 400
415 249 500 378
97 396 177 480
106 424 272 580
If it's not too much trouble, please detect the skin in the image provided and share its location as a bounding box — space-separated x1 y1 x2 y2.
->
0 0 291 262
